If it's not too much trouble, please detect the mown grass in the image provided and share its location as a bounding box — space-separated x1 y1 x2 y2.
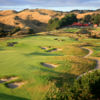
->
64 28 80 33
0 35 97 100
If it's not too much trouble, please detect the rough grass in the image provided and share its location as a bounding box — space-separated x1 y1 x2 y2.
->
80 38 100 57
0 35 97 100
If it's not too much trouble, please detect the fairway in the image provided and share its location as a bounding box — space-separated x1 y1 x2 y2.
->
0 35 97 100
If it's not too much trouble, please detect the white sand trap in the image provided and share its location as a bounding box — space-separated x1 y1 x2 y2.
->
0 76 18 83
40 46 62 52
6 81 26 89
40 47 49 50
41 63 58 68
48 48 62 52
57 48 62 51
48 48 57 52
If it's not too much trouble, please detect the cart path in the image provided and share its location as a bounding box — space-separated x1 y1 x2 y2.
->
77 47 100 79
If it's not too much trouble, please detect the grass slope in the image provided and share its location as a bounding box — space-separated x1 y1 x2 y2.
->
0 35 96 100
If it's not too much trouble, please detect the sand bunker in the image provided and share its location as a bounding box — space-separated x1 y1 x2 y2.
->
40 47 49 50
41 63 58 68
7 42 18 47
40 46 62 52
47 48 62 52
6 81 26 89
0 76 18 83
54 38 65 42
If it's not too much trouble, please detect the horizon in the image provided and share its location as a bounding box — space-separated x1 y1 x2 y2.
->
0 0 100 11
0 6 100 12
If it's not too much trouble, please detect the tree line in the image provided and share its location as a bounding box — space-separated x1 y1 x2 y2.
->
48 13 100 30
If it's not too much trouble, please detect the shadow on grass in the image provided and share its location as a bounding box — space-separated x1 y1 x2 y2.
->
49 73 77 87
24 52 63 56
30 65 77 87
0 93 29 100
0 48 5 51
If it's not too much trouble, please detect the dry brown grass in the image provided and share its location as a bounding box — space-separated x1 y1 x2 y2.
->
77 11 100 19
0 9 66 33
0 10 17 16
64 56 96 75
0 9 100 33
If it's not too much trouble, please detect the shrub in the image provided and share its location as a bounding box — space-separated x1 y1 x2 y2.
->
83 15 92 23
48 18 60 30
9 27 21 36
77 28 91 34
0 27 7 37
93 14 100 25
28 28 34 34
48 14 78 30
46 70 100 100
59 14 78 27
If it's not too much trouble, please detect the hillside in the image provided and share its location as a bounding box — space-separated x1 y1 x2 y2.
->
77 11 100 19
0 9 100 34
0 9 66 33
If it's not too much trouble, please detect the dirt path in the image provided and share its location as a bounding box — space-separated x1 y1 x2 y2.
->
77 47 100 79
81 47 93 58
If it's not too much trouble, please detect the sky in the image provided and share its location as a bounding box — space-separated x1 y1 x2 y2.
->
0 0 100 11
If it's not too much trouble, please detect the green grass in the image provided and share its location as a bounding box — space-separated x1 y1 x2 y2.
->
64 28 80 33
0 35 97 100
80 38 100 57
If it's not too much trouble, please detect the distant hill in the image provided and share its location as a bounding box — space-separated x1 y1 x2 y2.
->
0 8 100 34
70 9 100 19
70 10 94 14
0 9 66 33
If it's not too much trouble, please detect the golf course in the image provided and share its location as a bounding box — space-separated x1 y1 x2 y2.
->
0 32 99 100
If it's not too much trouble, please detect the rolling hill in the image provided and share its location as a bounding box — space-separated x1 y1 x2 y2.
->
0 9 100 34
0 9 66 33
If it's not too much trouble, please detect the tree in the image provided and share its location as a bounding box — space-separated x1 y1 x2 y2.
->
59 14 78 27
93 14 100 25
83 15 92 23
8 27 21 36
48 14 78 30
0 27 7 37
46 70 100 100
48 18 60 30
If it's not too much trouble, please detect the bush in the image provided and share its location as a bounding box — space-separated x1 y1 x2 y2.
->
0 27 7 37
93 14 100 25
28 28 34 34
59 14 78 27
46 70 100 100
48 18 60 30
12 27 35 36
83 15 92 23
77 28 91 34
9 27 21 36
48 14 78 30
